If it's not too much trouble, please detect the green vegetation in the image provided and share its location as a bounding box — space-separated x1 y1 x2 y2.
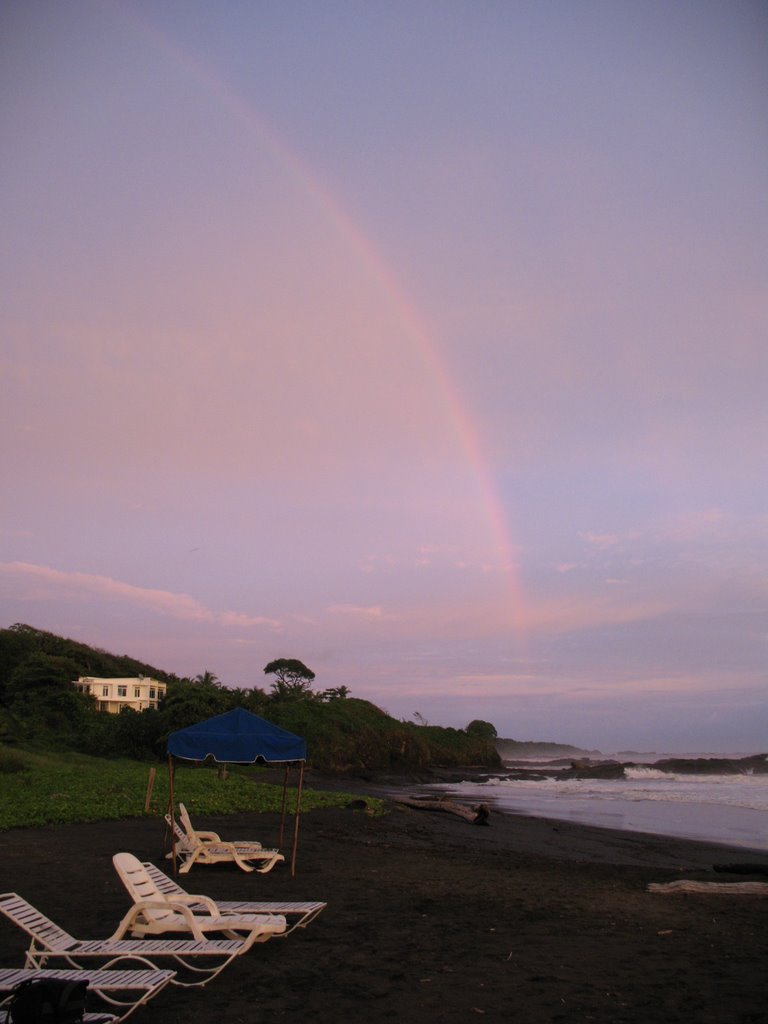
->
0 746 380 830
0 623 502 774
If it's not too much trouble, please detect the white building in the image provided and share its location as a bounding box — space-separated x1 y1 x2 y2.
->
74 676 167 713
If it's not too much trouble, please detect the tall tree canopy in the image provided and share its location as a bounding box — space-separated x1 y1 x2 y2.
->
263 658 315 701
466 719 498 740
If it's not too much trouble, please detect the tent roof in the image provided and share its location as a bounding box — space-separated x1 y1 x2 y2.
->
167 707 306 764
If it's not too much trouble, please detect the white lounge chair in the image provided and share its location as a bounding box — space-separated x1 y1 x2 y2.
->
112 853 287 943
179 803 263 849
0 892 263 987
139 861 326 935
165 804 284 874
0 965 175 1023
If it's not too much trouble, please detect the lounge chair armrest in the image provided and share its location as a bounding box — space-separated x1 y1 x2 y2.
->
192 830 222 843
110 900 209 943
169 893 220 915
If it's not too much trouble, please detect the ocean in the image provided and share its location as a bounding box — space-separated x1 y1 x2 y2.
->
432 752 768 852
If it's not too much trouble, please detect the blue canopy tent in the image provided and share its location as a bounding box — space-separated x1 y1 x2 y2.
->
167 708 307 876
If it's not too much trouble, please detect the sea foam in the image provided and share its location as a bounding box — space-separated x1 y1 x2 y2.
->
435 761 768 849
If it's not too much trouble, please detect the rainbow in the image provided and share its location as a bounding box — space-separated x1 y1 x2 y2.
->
117 3 527 639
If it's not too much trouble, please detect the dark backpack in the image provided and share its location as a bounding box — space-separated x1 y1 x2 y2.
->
6 978 89 1024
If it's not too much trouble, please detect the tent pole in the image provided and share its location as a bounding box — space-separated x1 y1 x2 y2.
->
167 754 177 876
278 763 289 847
290 761 304 879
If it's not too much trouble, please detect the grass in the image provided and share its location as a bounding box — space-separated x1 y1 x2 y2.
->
0 745 383 830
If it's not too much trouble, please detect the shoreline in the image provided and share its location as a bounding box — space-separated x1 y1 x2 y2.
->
302 768 768 864
2 802 767 1022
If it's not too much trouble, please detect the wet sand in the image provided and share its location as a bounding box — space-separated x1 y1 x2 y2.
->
1 794 768 1023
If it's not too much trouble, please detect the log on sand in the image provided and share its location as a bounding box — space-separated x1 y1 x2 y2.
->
394 796 491 825
648 880 768 895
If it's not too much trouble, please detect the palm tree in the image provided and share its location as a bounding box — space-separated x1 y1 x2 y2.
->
193 670 220 688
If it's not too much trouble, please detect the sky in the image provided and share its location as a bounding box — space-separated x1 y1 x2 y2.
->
1 0 766 753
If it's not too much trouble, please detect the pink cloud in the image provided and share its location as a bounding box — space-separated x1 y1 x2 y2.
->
0 561 280 629
326 603 386 619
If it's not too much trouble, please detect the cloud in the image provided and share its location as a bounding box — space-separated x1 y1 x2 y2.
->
580 531 622 550
326 603 386 619
0 561 280 629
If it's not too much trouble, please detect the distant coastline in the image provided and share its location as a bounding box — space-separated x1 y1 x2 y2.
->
496 738 600 759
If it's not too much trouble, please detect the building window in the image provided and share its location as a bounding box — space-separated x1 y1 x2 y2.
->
149 688 156 699
102 686 110 696
134 687 141 698
117 686 127 697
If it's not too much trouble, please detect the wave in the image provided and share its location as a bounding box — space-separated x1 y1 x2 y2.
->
460 771 768 812
433 763 768 849
499 754 768 781
624 768 670 780
623 767 757 783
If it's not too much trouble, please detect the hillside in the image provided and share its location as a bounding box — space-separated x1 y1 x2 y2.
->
0 622 178 691
0 623 501 774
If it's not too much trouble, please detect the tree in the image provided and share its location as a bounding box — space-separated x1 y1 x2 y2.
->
264 658 315 701
5 652 91 737
230 686 269 715
193 670 221 688
6 652 80 700
320 686 350 701
466 719 497 740
159 677 233 728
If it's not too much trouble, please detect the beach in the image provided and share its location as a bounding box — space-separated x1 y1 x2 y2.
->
2 793 768 1024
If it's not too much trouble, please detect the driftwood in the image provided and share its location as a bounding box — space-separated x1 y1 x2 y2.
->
394 796 490 826
648 880 768 895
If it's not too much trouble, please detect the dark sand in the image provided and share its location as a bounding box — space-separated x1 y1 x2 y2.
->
2 785 768 1024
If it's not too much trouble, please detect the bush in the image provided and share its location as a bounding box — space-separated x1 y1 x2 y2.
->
0 747 28 774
